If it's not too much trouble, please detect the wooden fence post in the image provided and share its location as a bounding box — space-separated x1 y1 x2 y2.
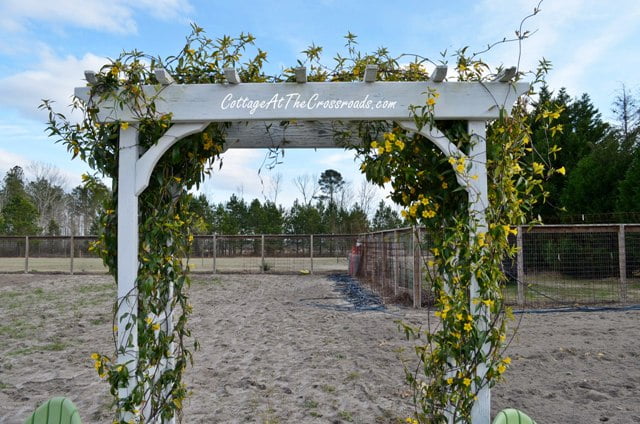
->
70 234 75 275
261 235 265 273
618 224 627 302
310 234 314 274
393 230 399 296
516 226 524 306
412 227 421 309
24 236 29 274
212 233 217 274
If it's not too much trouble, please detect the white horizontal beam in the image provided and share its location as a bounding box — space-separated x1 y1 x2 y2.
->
75 80 529 123
224 120 363 149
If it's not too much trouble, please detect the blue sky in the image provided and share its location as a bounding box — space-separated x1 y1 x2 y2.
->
1 0 639 208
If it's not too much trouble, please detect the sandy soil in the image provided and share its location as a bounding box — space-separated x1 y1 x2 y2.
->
0 273 639 423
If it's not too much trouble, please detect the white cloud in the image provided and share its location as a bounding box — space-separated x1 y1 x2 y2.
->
201 149 269 201
0 0 193 35
0 48 107 120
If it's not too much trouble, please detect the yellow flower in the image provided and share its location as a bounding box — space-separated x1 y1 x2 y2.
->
482 298 495 308
456 163 465 173
395 139 405 150
463 378 472 387
441 181 448 189
188 234 194 243
370 141 378 149
503 357 512 365
145 316 153 325
497 364 507 374
405 418 419 424
152 323 161 331
120 122 129 130
456 313 463 321
377 147 385 155
448 157 456 165
432 248 439 256
446 377 454 385
477 232 486 248
532 162 545 175
91 353 100 361
557 166 566 175
427 97 436 106
464 322 473 332
173 176 182 183
385 140 393 152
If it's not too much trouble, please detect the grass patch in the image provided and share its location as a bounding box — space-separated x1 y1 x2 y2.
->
338 411 354 422
345 371 360 381
0 322 38 340
303 399 318 409
320 384 336 394
43 341 67 351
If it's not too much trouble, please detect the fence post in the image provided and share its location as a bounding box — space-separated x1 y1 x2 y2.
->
24 235 29 274
412 227 421 309
212 233 217 274
261 235 265 273
393 230 399 296
618 224 627 302
516 226 524 306
380 232 387 294
310 234 314 275
70 234 75 275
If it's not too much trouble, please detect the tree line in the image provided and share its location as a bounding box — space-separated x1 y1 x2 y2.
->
1 84 639 236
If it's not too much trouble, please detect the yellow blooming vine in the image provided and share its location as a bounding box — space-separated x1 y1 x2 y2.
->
41 16 562 423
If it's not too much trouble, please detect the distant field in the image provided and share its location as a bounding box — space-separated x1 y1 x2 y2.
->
0 256 350 274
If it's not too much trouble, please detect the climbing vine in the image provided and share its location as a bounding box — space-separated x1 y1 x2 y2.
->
42 10 560 423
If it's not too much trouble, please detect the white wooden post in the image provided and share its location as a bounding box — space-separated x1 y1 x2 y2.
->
468 120 490 424
117 127 140 422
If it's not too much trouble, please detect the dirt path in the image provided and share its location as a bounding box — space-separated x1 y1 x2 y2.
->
0 273 638 423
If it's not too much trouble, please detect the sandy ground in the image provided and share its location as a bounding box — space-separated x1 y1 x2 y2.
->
0 273 639 423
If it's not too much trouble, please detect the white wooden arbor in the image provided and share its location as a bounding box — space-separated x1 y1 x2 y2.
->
76 66 528 424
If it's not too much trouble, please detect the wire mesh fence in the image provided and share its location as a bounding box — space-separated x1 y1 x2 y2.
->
1 225 638 308
354 225 640 308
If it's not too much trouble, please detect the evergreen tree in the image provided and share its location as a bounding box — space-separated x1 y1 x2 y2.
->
561 135 631 216
617 148 640 213
371 200 404 230
285 200 325 234
528 88 610 220
317 169 345 205
0 166 40 235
